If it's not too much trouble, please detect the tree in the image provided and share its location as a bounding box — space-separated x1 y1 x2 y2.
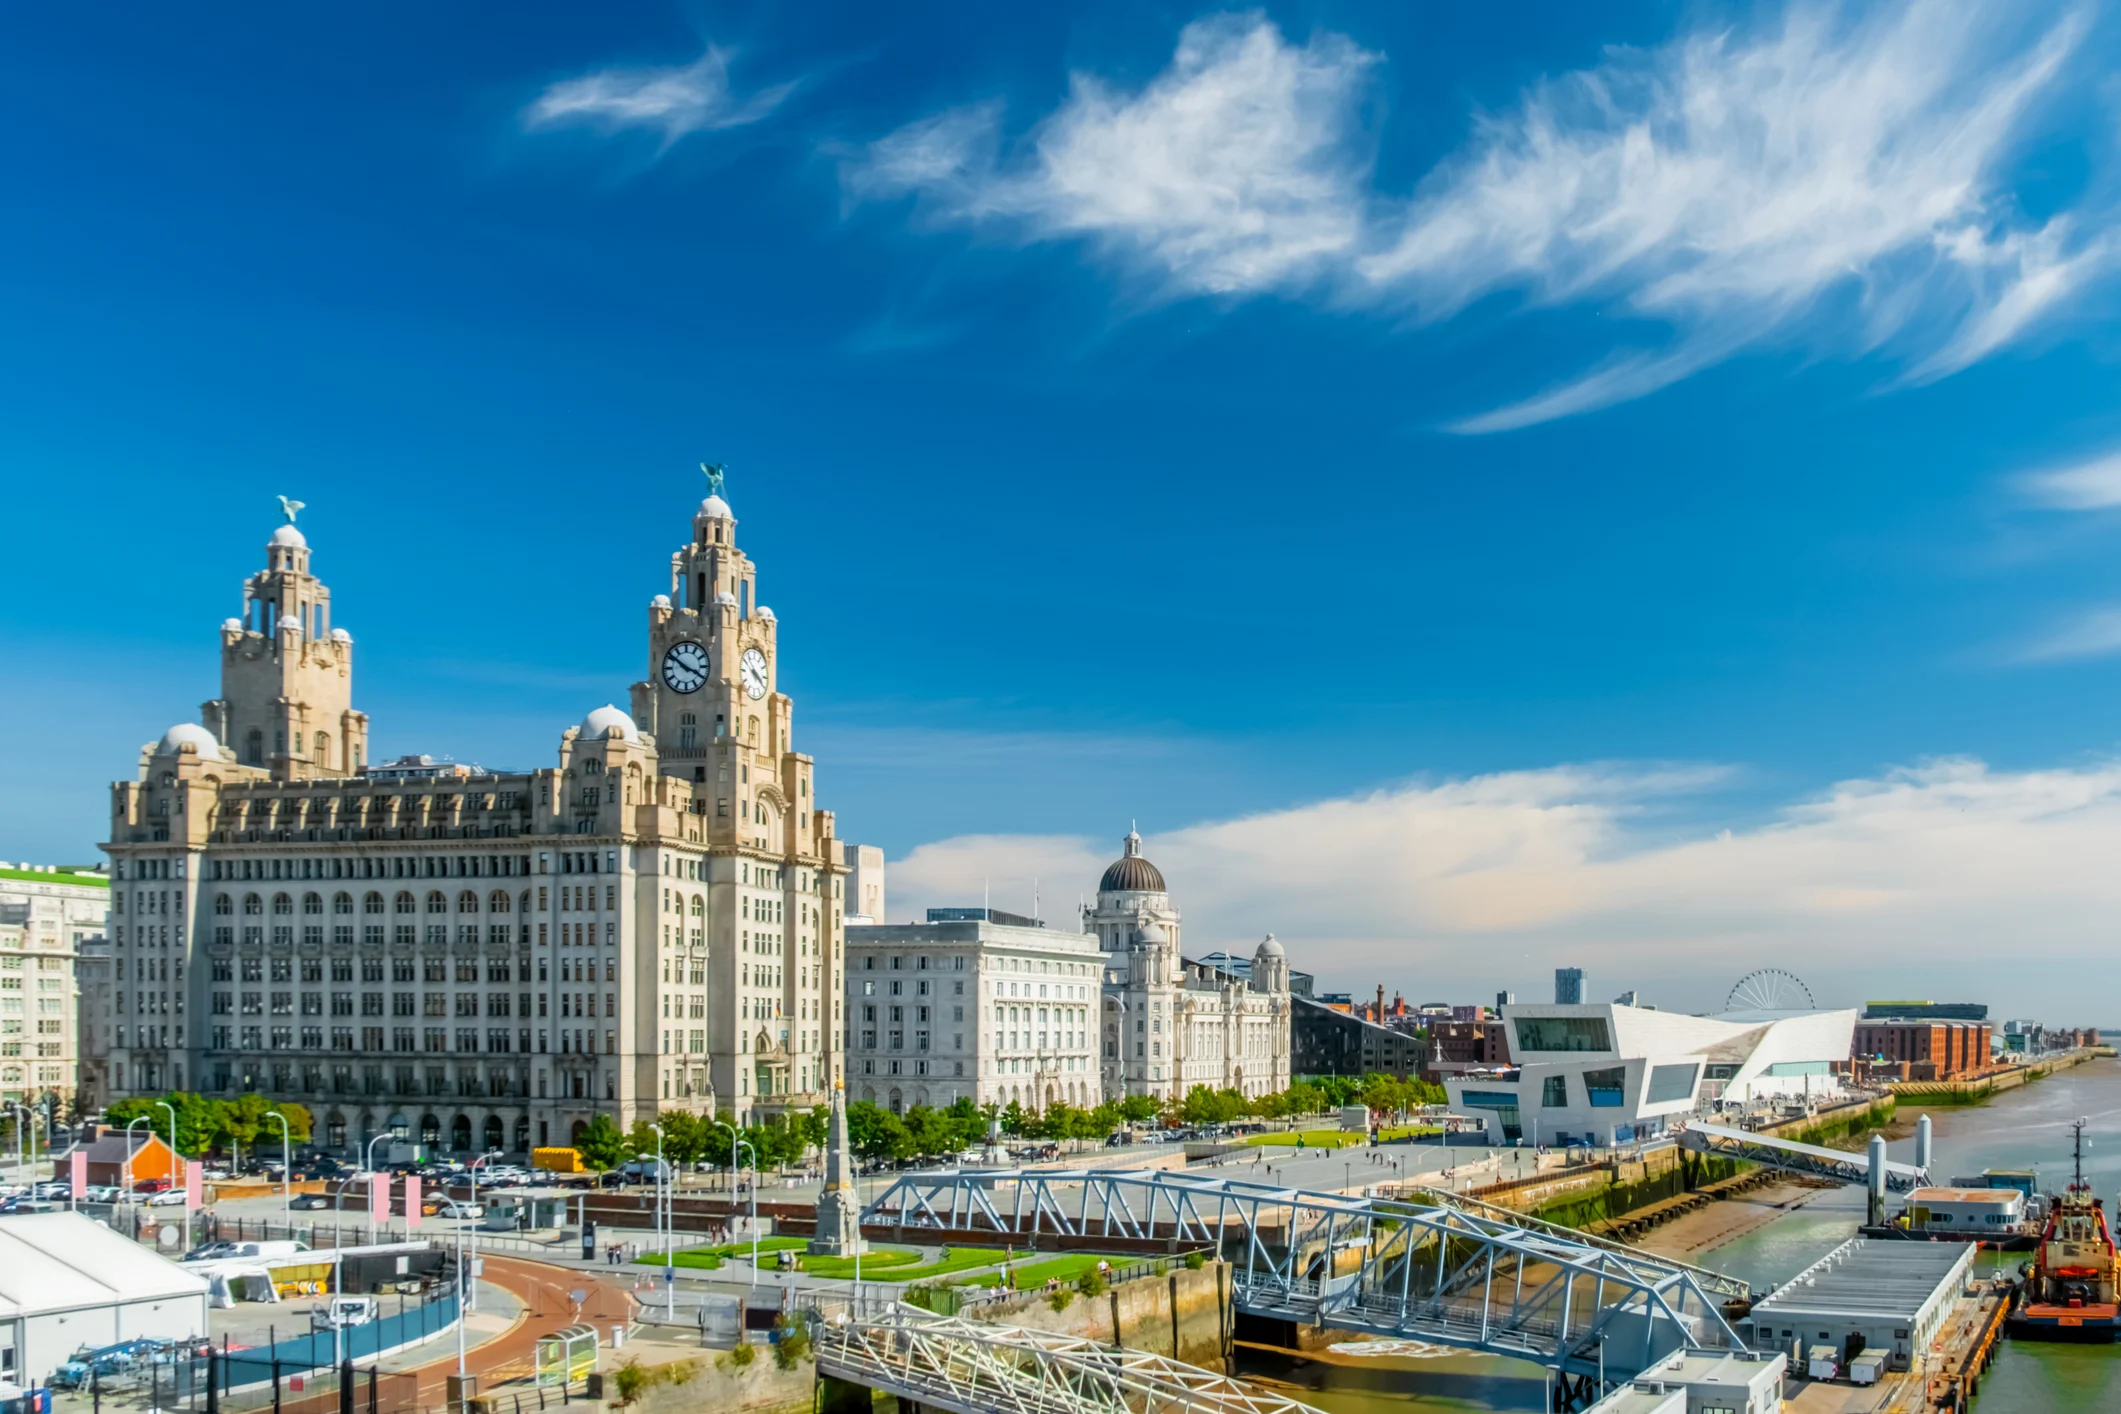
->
575 1114 627 1170
845 1101 909 1162
660 1110 708 1166
1118 1095 1160 1124
902 1105 961 1159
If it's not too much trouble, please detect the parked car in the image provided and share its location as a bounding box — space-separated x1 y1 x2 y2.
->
133 1177 172 1194
289 1193 331 1210
79 1184 122 1204
184 1242 238 1261
147 1189 188 1206
429 1199 483 1220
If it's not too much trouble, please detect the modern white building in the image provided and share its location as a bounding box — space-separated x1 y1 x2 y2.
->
0 1212 210 1386
1444 1002 1857 1147
845 912 1102 1113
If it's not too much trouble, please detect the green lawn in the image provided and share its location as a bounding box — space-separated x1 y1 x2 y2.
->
1242 1125 1441 1149
957 1253 1109 1289
636 1236 810 1271
803 1245 1009 1281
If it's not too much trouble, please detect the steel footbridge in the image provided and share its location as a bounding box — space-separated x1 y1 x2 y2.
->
814 1305 1325 1414
1678 1122 1928 1192
862 1166 1750 1383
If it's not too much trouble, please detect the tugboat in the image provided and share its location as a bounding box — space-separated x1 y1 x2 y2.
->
2008 1118 2121 1342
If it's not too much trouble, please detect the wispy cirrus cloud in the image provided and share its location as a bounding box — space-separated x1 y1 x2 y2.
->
2019 450 2121 510
842 16 1376 295
2016 604 2121 662
524 47 794 145
844 2 2107 431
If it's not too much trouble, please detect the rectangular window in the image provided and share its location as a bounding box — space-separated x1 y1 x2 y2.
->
1582 1066 1628 1107
1541 1074 1568 1107
1514 1016 1613 1052
1646 1063 1700 1105
1459 1089 1522 1140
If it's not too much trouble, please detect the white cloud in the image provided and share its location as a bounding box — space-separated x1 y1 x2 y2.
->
2017 604 2121 662
890 755 2121 1015
2020 450 2121 510
842 14 1377 295
847 2 2104 429
524 48 793 144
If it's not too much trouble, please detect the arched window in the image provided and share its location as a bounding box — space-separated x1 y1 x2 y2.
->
245 729 264 766
394 891 416 915
316 731 331 767
691 894 704 917
426 890 447 914
489 890 512 913
272 893 293 916
583 758 603 777
483 1115 504 1150
451 1115 471 1151
518 890 532 915
213 894 233 916
513 1116 530 1153
678 713 696 749
419 1114 440 1145
458 890 479 913
243 893 263 915
332 892 352 914
364 892 385 915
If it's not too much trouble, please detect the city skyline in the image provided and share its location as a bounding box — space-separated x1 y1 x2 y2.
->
6 1 2121 1017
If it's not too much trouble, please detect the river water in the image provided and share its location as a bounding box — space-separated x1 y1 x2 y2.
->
1234 1058 2121 1413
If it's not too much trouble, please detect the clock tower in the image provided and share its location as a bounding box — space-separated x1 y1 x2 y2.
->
627 482 844 1116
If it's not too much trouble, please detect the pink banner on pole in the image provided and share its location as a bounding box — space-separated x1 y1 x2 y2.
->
404 1174 421 1231
185 1158 204 1210
370 1172 390 1225
70 1149 85 1202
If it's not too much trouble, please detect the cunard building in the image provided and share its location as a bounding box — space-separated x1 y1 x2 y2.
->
101 483 852 1155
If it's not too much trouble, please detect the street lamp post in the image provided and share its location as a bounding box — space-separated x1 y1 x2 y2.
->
735 1139 758 1287
648 1124 671 1318
269 1110 293 1231
467 1148 500 1312
120 1116 150 1230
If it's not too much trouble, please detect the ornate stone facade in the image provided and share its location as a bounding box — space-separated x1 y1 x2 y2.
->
1091 831 1290 1102
98 488 848 1155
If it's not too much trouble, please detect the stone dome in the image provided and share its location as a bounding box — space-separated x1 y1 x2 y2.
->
221 617 244 633
755 605 776 621
156 723 222 760
698 494 733 520
714 590 739 607
329 627 352 643
577 705 641 743
651 593 672 609
1254 933 1285 959
270 524 307 548
1099 829 1167 893
1134 921 1168 946
277 614 303 632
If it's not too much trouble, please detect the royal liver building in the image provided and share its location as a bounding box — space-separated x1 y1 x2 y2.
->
101 482 851 1155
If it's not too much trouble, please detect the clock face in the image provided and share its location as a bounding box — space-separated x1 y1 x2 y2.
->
661 641 710 694
740 647 769 700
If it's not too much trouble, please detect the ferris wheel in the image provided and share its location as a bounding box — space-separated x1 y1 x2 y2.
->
1726 968 1815 1013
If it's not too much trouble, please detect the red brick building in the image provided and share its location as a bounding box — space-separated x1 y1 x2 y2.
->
1425 1019 1512 1080
1852 1020 1993 1080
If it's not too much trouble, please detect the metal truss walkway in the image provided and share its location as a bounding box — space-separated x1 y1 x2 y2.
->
813 1305 1327 1414
1678 1122 1928 1192
862 1166 1749 1383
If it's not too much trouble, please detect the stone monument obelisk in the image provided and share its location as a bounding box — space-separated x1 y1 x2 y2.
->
808 1080 867 1256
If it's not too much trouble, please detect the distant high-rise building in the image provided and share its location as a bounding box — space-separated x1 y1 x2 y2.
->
1613 989 1639 1007
1496 990 1516 1008
1554 968 1584 1005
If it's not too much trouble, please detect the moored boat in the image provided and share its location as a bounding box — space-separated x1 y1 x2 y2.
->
2007 1119 2121 1343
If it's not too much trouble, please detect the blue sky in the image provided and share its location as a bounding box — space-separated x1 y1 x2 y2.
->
8 1 2121 1015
